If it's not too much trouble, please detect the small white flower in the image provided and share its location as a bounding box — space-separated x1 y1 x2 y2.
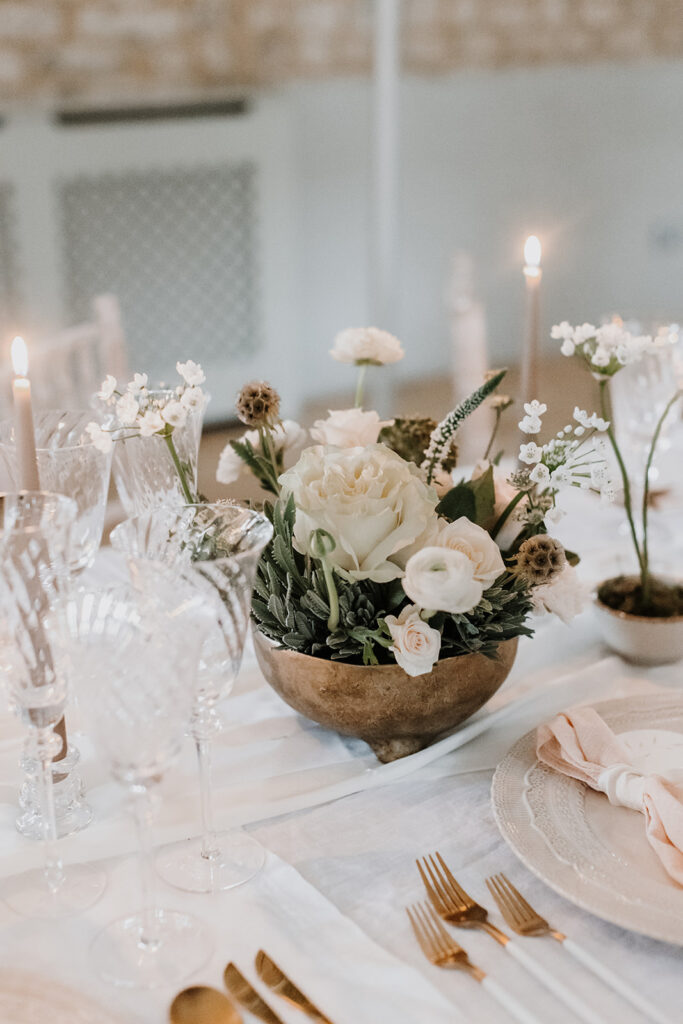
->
176 360 206 387
519 415 542 435
590 463 610 487
560 339 575 357
162 400 188 428
590 414 609 431
127 372 148 395
180 386 205 411
116 392 139 426
550 465 571 488
529 463 551 486
139 409 165 437
573 407 592 429
385 605 441 678
523 400 547 417
519 442 542 465
573 322 597 345
574 425 585 437
96 374 117 402
85 421 113 453
591 347 611 368
550 321 573 341
330 327 404 366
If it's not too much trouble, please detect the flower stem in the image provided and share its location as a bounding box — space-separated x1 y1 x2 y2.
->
484 409 502 462
641 388 681 604
599 380 644 578
354 364 367 408
490 489 526 541
163 430 195 503
258 425 282 495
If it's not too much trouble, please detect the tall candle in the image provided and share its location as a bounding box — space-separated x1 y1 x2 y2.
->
519 235 542 409
11 337 40 491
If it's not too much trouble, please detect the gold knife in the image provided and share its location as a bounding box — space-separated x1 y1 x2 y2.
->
224 963 285 1024
255 950 335 1024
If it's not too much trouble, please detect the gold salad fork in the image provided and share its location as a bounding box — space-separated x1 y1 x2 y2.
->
407 901 542 1024
417 851 607 1024
486 873 674 1024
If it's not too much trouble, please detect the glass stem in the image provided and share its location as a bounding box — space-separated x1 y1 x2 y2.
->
164 432 194 504
37 727 64 895
354 364 367 408
132 784 160 948
196 737 219 860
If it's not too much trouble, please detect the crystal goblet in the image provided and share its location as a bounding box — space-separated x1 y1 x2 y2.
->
111 501 272 892
62 572 214 988
0 491 106 917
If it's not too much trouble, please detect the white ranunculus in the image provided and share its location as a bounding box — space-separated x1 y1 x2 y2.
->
402 546 484 614
279 444 437 582
531 563 587 623
310 408 393 448
385 605 441 677
471 460 526 552
433 517 505 588
176 360 206 386
330 327 404 366
216 420 308 486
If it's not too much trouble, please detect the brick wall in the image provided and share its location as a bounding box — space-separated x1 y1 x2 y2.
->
0 0 681 106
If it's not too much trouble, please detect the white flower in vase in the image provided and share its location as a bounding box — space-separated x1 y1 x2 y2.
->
116 392 139 426
180 386 205 411
310 408 393 448
127 372 148 395
384 605 441 677
139 409 165 437
161 401 188 429
86 421 114 453
176 360 206 387
402 546 484 615
330 327 404 366
97 374 117 402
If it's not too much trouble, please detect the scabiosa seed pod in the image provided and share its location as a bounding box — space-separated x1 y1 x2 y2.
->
236 380 281 426
514 535 566 585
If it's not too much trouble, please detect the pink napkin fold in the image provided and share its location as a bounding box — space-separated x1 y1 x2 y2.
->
536 707 683 885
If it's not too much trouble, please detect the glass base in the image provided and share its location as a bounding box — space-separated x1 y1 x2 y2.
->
17 744 93 840
2 862 106 918
155 830 265 893
91 909 213 989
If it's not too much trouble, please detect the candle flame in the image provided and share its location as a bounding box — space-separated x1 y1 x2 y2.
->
524 235 542 269
11 336 28 377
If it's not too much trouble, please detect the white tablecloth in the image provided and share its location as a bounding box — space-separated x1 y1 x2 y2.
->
1 486 683 1022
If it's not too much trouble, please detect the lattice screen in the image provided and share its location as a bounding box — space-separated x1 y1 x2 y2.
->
59 163 259 391
0 183 20 339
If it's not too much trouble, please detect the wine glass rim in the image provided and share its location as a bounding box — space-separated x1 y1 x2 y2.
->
0 411 103 454
0 490 78 535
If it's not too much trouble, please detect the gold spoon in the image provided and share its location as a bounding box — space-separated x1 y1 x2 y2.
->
170 985 242 1024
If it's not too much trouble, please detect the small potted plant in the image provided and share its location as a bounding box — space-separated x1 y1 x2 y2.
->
551 320 683 664
218 327 605 760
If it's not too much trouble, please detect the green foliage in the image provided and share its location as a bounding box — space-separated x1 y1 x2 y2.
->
252 495 534 666
422 370 507 483
230 435 280 495
437 464 495 527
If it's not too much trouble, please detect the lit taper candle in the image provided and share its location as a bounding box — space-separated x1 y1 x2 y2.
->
11 336 40 491
520 235 542 410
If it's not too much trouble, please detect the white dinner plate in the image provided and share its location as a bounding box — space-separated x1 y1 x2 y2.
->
0 968 126 1024
492 693 683 945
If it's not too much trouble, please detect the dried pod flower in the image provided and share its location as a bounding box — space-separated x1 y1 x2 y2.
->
379 416 457 472
236 380 280 426
514 535 566 585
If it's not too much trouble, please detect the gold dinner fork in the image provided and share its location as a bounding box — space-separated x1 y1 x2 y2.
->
417 851 607 1024
486 873 674 1024
406 901 542 1024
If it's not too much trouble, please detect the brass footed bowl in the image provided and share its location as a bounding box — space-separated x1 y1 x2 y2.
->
253 630 519 762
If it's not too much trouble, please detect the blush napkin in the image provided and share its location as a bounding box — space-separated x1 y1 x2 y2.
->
536 707 683 885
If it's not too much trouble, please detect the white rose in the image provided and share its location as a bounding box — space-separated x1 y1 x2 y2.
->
330 327 404 366
471 460 527 552
310 408 393 448
403 546 484 614
532 563 587 623
217 420 308 486
279 444 437 582
176 360 206 387
433 517 505 588
385 605 441 678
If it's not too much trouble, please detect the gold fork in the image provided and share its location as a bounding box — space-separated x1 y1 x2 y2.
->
407 901 542 1024
486 873 674 1024
417 851 607 1024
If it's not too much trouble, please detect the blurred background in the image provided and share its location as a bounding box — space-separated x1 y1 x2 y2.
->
1 0 682 496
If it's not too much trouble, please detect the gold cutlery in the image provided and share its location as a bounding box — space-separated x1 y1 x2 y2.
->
170 985 242 1024
417 851 607 1024
406 901 543 1024
486 872 674 1024
224 962 285 1024
255 950 335 1024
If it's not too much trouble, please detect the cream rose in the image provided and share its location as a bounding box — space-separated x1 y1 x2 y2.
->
384 605 441 677
472 459 527 552
278 444 438 582
402 546 484 614
330 327 404 365
310 408 393 448
434 517 505 588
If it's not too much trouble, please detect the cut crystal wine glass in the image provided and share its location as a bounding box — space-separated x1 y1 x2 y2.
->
110 501 272 892
0 491 106 917
61 570 214 988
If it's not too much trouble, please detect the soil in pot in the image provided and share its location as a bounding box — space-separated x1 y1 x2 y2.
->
597 575 683 618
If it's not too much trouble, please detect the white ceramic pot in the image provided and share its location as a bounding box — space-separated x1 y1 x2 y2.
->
594 579 683 665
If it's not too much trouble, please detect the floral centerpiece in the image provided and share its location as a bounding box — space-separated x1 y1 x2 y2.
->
217 327 608 758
